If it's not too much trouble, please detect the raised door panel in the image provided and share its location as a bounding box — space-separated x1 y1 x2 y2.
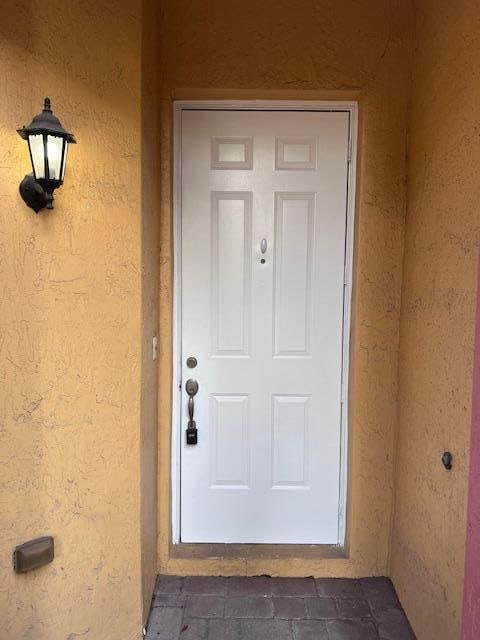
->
210 394 250 488
276 137 317 170
211 192 252 357
271 395 310 488
273 192 315 357
211 137 253 170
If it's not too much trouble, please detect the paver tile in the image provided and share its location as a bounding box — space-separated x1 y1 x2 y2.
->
225 595 274 618
183 576 227 596
273 596 306 619
305 597 337 619
152 593 186 608
156 575 185 595
239 619 293 640
146 607 183 639
336 597 371 619
178 618 208 639
292 620 329 640
227 576 273 596
184 595 225 619
375 608 416 639
208 619 242 640
271 578 316 597
360 578 400 613
327 619 378 640
315 579 363 598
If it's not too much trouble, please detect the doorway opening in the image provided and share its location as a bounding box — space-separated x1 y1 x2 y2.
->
171 101 358 546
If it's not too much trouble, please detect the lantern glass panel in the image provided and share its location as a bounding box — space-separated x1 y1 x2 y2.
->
47 135 64 180
61 142 69 181
28 134 45 179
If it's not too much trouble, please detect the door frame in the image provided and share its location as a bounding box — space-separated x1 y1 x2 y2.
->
462 254 480 639
171 100 358 546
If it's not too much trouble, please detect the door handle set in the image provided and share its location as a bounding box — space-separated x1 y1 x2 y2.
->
260 238 267 264
185 378 199 445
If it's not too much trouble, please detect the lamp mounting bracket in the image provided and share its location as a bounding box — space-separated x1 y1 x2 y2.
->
19 173 51 213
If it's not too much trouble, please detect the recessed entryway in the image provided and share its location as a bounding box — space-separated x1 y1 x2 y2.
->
172 102 357 545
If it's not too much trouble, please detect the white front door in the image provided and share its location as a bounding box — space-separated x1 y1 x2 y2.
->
178 108 351 544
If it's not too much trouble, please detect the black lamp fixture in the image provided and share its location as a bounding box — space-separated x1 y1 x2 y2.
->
17 97 76 213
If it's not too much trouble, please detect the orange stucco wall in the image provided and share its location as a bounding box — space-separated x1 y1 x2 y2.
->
0 1 159 638
157 0 413 577
141 0 161 622
391 1 480 638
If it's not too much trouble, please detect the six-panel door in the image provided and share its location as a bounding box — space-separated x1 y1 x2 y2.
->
180 109 350 544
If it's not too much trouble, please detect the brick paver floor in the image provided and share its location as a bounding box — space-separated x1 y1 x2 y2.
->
146 576 416 639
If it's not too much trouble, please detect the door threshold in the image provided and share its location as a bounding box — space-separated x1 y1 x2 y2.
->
170 543 347 561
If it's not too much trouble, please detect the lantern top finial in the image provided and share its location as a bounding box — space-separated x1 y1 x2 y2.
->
17 97 76 144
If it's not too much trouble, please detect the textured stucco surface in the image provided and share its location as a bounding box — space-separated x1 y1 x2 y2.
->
0 1 158 638
141 0 161 623
391 2 480 638
2 1 477 637
157 0 412 578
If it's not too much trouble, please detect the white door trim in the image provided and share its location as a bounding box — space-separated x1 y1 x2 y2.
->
171 100 358 545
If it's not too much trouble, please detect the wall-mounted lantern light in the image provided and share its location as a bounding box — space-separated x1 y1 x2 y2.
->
17 98 76 213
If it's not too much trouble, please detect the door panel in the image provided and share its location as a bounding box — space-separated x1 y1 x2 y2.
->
211 192 252 356
211 394 250 488
272 395 310 488
273 192 315 356
179 109 350 544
